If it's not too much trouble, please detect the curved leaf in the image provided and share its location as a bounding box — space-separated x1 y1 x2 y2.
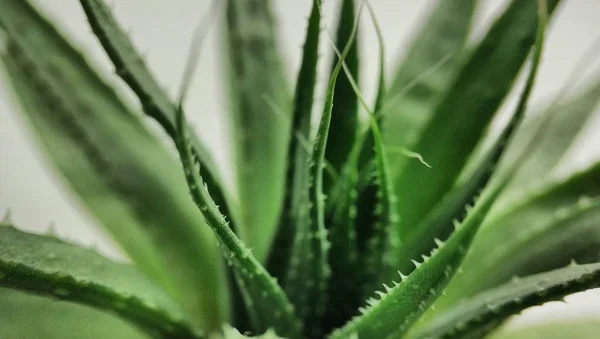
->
383 0 477 153
223 0 291 260
436 162 600 310
412 262 600 339
0 0 226 330
392 0 561 239
0 224 202 339
174 105 302 339
328 178 506 339
0 288 147 339
77 0 235 229
493 77 600 212
393 0 548 275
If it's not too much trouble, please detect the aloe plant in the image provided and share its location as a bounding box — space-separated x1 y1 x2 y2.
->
1 0 600 338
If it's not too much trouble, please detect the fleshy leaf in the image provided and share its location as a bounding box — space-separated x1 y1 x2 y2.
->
267 0 321 283
174 105 302 339
0 224 202 339
393 0 548 275
0 0 226 330
493 77 600 212
489 320 600 339
0 288 147 339
77 0 235 229
323 0 360 194
222 0 291 260
324 4 391 329
392 0 561 239
436 162 600 310
383 0 476 158
328 10 550 329
412 262 600 339
328 178 507 339
284 8 359 336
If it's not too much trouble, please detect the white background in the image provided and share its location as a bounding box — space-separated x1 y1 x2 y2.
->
1 0 600 332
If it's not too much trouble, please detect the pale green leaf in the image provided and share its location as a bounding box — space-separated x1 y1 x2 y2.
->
223 0 291 260
0 224 202 339
0 0 226 330
412 262 600 339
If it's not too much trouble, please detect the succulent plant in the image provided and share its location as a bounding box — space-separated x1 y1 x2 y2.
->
1 0 600 338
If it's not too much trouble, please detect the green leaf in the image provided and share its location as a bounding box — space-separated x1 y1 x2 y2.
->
392 0 561 239
323 0 360 193
284 8 359 335
436 162 600 310
0 0 227 331
328 179 506 339
223 0 291 260
489 320 600 339
474 197 600 290
382 0 476 155
266 0 321 283
0 224 202 339
174 105 302 339
77 0 235 229
493 77 600 212
0 288 147 339
411 262 600 339
393 0 549 276
323 4 390 330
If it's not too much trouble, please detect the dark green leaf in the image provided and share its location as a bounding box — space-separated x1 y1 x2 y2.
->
77 0 236 233
393 0 548 276
323 0 360 193
392 0 561 240
328 178 507 339
383 0 476 156
174 105 302 339
267 0 321 283
284 9 359 335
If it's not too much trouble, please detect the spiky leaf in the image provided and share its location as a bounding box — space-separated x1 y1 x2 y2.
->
77 0 235 228
437 162 600 310
267 0 321 282
328 179 506 339
284 10 359 335
174 105 302 338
